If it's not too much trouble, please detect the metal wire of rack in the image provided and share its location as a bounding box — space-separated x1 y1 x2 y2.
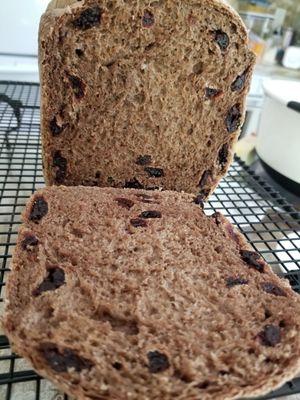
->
0 81 299 400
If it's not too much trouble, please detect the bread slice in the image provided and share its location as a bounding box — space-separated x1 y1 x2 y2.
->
3 186 300 400
39 0 255 197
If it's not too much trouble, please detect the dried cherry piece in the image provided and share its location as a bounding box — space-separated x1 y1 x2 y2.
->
130 218 148 228
40 343 93 372
218 143 229 170
124 178 144 189
258 325 281 347
72 6 101 30
240 250 264 273
214 30 229 50
226 277 248 288
115 197 134 210
226 104 241 133
68 75 85 99
199 170 212 188
29 197 48 222
193 195 204 209
49 117 64 136
205 88 222 98
142 11 155 28
261 282 286 297
139 210 161 219
231 69 248 92
33 267 65 297
136 155 152 166
144 167 164 178
21 234 39 250
53 151 67 184
147 351 170 373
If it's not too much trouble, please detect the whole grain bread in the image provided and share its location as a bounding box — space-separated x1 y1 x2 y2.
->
39 0 255 197
3 186 300 400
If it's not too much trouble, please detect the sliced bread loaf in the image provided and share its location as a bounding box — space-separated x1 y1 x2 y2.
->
39 0 255 197
3 186 300 400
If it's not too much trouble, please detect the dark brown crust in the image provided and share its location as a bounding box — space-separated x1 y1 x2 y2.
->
39 0 255 198
3 186 300 400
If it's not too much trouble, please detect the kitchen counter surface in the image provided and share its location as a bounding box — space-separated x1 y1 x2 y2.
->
256 63 300 80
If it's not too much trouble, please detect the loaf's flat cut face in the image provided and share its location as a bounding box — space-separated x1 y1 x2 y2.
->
3 186 300 400
39 0 255 197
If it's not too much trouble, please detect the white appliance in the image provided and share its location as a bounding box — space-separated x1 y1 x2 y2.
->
243 73 265 137
0 0 48 82
256 79 300 194
283 46 300 70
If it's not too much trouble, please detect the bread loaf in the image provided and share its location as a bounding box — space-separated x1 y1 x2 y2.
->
39 0 255 197
3 186 300 400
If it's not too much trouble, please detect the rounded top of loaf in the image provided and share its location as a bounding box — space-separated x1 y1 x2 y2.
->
47 0 78 10
46 0 247 36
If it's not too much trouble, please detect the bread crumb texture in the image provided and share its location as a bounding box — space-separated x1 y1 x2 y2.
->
3 186 300 400
39 0 255 198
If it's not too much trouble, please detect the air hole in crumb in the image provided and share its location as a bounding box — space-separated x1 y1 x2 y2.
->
72 228 83 238
279 320 286 328
75 48 84 57
215 245 223 253
174 370 193 383
149 307 158 315
264 309 272 319
207 139 212 147
94 310 139 335
145 42 156 51
231 23 237 33
134 92 145 104
248 348 255 355
219 370 229 376
193 62 204 75
44 307 54 318
197 380 210 389
112 362 123 370
149 326 157 335
95 171 101 179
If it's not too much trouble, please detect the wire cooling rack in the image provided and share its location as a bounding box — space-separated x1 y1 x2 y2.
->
0 81 299 400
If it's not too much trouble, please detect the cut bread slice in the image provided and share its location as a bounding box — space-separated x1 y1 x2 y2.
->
39 0 255 197
3 186 300 400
